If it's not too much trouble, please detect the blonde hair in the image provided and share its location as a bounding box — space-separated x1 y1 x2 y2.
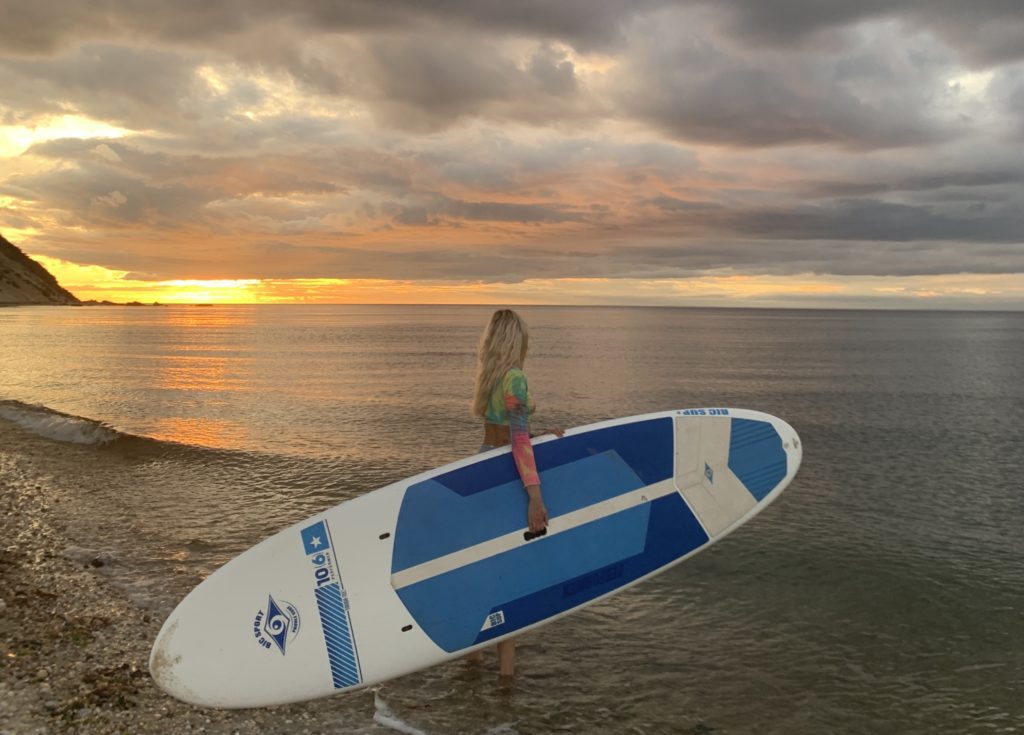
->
472 309 529 417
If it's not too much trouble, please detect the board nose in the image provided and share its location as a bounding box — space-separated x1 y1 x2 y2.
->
149 618 203 707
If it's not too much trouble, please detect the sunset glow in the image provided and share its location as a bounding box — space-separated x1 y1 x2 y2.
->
0 114 130 157
29 254 1024 309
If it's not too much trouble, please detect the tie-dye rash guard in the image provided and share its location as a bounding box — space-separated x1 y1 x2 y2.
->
484 367 539 487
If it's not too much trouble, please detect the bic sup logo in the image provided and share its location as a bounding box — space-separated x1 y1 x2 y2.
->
253 595 301 654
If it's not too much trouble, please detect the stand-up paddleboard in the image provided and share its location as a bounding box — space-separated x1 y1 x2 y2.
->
151 408 802 708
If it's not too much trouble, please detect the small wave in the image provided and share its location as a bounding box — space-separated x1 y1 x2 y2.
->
373 692 429 735
0 400 126 445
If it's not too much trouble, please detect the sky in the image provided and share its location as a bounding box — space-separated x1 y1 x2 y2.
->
1 1 1023 308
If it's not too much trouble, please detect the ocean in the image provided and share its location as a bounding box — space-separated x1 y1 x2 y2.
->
1 304 1022 734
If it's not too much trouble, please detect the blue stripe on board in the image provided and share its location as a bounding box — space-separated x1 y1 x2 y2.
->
728 419 787 501
314 584 361 689
391 450 647 574
472 493 708 646
435 418 673 497
395 501 654 652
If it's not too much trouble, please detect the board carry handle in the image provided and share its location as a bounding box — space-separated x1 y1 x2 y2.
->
523 527 547 541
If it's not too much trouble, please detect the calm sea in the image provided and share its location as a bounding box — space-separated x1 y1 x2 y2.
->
1 305 1022 734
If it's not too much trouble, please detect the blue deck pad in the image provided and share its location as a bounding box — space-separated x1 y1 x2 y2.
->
728 419 787 501
389 417 671 577
392 450 649 574
474 493 708 647
431 417 674 497
396 493 709 652
396 502 654 652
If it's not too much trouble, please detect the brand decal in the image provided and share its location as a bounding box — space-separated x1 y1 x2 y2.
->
681 407 730 416
300 520 362 688
302 521 343 593
705 462 715 484
253 595 301 654
481 610 506 632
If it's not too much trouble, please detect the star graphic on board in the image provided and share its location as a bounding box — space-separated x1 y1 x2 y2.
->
310 536 323 548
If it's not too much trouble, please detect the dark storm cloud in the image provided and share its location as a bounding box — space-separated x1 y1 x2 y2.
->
0 0 659 56
354 38 590 130
619 65 942 149
988 66 1024 139
612 8 961 150
0 44 205 130
3 0 1022 64
2 1 1016 146
696 0 1024 66
719 199 1024 245
799 169 1024 198
652 239 1024 278
919 2 1024 66
383 195 587 226
0 166 214 229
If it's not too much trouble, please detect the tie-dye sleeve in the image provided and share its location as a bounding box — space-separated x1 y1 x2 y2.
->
504 369 540 488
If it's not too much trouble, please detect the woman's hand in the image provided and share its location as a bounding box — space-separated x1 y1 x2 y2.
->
533 426 565 438
525 485 548 532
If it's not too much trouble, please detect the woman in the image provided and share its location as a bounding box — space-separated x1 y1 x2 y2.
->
470 308 563 676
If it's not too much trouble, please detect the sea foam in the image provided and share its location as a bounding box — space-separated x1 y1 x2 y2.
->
373 692 429 735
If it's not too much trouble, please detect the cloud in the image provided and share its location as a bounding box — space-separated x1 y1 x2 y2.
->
610 10 965 149
1 164 215 229
1 0 1023 306
698 0 1024 66
91 190 127 208
0 44 204 130
92 143 122 163
0 0 658 56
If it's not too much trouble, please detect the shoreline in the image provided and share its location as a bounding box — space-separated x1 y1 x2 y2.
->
0 426 379 734
1 449 164 734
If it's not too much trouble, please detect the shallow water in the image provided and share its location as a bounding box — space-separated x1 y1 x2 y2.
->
2 304 1023 734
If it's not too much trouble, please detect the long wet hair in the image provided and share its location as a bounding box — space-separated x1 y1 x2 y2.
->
472 309 529 418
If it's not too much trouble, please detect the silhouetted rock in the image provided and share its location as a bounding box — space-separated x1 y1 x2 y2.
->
0 234 80 305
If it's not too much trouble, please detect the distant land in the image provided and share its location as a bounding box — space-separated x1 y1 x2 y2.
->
0 234 162 306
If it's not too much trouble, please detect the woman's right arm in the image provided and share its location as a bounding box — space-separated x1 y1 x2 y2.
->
504 371 546 532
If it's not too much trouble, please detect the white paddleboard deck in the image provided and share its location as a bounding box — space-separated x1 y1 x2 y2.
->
151 408 802 708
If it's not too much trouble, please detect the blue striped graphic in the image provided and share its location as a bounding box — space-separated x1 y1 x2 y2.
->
314 583 361 688
728 419 787 501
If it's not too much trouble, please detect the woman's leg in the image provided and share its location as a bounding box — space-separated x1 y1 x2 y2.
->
497 638 516 676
